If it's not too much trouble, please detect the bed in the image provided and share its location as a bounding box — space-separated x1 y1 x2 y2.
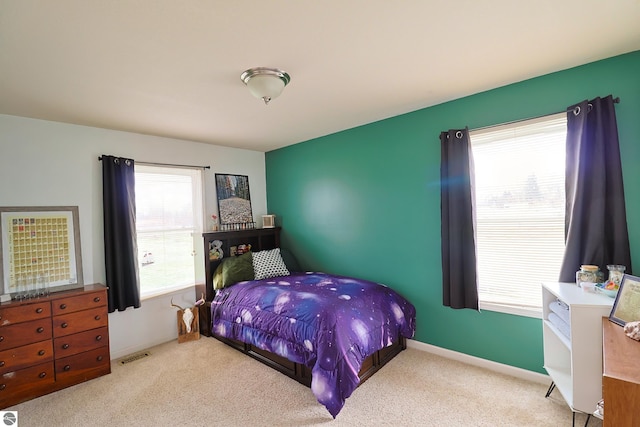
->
197 228 416 417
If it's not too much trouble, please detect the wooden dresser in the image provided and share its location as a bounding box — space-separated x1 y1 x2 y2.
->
0 284 110 408
602 317 640 426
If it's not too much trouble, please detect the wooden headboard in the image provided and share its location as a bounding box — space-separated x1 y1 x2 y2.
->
197 227 281 336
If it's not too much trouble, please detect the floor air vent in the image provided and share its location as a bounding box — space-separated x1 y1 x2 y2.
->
119 351 151 365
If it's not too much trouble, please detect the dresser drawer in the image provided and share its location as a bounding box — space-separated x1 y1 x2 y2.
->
0 319 52 351
0 340 53 375
52 291 106 315
0 362 54 398
0 302 50 326
55 347 110 382
54 326 109 358
53 307 108 337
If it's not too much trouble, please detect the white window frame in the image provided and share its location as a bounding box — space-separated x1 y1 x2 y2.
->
469 113 567 318
134 165 205 300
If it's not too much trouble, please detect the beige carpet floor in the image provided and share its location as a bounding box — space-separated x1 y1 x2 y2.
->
11 337 601 426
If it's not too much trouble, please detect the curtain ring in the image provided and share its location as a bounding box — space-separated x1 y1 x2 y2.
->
455 131 463 139
587 103 593 112
573 106 581 116
124 159 131 166
114 158 120 165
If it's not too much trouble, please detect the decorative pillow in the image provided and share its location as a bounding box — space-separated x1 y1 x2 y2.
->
213 252 254 289
212 263 224 290
252 248 290 280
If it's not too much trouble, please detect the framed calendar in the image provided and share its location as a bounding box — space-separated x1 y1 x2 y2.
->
1 206 83 295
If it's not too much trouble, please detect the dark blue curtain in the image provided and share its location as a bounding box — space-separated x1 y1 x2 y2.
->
559 95 632 282
440 128 479 310
102 155 141 312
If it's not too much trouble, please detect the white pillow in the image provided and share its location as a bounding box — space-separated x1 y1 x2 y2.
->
252 248 290 280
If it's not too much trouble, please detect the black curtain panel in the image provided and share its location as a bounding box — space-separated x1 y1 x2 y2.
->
559 95 632 282
440 129 479 310
102 155 141 312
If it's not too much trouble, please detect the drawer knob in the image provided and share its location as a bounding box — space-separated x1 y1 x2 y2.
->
63 365 71 371
94 297 101 303
37 327 44 333
62 344 70 349
36 307 43 314
38 350 45 356
61 322 68 328
97 355 103 362
96 335 102 341
0 361 4 367
95 315 101 321
38 372 47 378
0 336 4 342
60 303 67 310
0 384 5 391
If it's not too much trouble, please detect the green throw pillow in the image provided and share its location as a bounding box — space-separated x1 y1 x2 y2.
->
213 252 254 290
212 262 225 290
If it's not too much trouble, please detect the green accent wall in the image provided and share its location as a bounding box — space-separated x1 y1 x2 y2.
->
265 51 640 374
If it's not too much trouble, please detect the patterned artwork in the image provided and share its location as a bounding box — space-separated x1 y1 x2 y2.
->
214 173 253 226
1 208 81 294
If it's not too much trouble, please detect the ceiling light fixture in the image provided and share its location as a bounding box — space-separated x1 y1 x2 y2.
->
240 67 291 105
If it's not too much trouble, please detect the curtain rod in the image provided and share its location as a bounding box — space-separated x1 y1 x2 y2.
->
470 96 620 133
98 156 210 170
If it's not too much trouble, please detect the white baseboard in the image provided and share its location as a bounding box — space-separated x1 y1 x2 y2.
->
406 339 550 385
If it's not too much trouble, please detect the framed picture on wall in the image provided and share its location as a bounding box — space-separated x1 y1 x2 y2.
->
215 174 254 226
0 206 84 298
609 273 640 326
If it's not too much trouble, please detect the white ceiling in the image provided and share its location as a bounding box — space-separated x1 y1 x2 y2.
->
1 1 640 152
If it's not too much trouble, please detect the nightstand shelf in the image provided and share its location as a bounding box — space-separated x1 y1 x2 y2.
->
541 282 613 419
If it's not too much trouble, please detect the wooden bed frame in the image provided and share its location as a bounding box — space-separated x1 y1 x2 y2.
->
197 227 407 387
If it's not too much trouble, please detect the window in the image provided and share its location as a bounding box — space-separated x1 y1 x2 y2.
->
470 113 567 317
135 165 204 298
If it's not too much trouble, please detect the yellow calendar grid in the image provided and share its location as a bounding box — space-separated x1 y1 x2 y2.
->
6 215 73 290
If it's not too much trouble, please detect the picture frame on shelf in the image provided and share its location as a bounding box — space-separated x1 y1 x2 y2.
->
214 174 253 225
0 206 84 297
609 273 640 326
262 214 276 228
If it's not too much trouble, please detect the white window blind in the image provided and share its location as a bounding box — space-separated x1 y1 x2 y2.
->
135 165 204 298
470 113 567 317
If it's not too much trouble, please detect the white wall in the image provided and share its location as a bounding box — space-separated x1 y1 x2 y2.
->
0 114 267 359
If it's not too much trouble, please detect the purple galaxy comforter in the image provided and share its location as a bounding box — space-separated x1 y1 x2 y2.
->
211 272 416 417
